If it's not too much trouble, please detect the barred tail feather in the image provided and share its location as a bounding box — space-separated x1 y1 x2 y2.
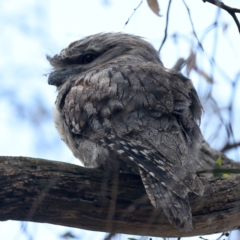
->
139 167 193 231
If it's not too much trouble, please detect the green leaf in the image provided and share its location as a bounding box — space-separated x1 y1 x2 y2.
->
216 156 222 166
213 157 230 177
213 160 223 177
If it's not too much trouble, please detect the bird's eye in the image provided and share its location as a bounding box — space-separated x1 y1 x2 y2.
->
81 53 97 64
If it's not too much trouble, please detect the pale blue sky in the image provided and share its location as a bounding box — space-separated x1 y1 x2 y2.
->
0 0 240 239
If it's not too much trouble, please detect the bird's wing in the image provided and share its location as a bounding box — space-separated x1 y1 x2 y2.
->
59 63 204 196
59 63 204 230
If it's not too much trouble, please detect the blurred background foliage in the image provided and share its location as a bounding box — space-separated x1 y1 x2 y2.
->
0 0 240 239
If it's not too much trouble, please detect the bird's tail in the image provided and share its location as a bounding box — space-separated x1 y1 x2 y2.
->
139 167 194 231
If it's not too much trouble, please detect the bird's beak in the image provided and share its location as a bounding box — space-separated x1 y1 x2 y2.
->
48 71 66 87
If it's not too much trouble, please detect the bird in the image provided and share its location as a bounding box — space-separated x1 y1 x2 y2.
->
47 32 204 231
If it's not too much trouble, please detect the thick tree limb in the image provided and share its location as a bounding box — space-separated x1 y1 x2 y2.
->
197 140 240 171
1 142 240 238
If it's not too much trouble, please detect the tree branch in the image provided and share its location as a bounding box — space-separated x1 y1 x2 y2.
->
1 142 240 238
221 141 240 153
202 0 240 33
197 140 240 171
182 0 204 51
158 0 172 53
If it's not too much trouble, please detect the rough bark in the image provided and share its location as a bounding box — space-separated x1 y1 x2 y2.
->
197 140 240 170
0 142 240 238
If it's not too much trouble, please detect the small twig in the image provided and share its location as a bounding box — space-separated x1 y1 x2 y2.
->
171 57 187 71
104 233 117 240
124 0 143 29
216 232 230 240
182 0 204 51
199 237 208 240
221 142 240 152
158 0 172 53
202 0 240 33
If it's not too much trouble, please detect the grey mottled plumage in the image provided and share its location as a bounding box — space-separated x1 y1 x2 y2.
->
47 33 204 231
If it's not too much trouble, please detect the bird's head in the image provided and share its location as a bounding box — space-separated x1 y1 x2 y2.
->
47 32 162 87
